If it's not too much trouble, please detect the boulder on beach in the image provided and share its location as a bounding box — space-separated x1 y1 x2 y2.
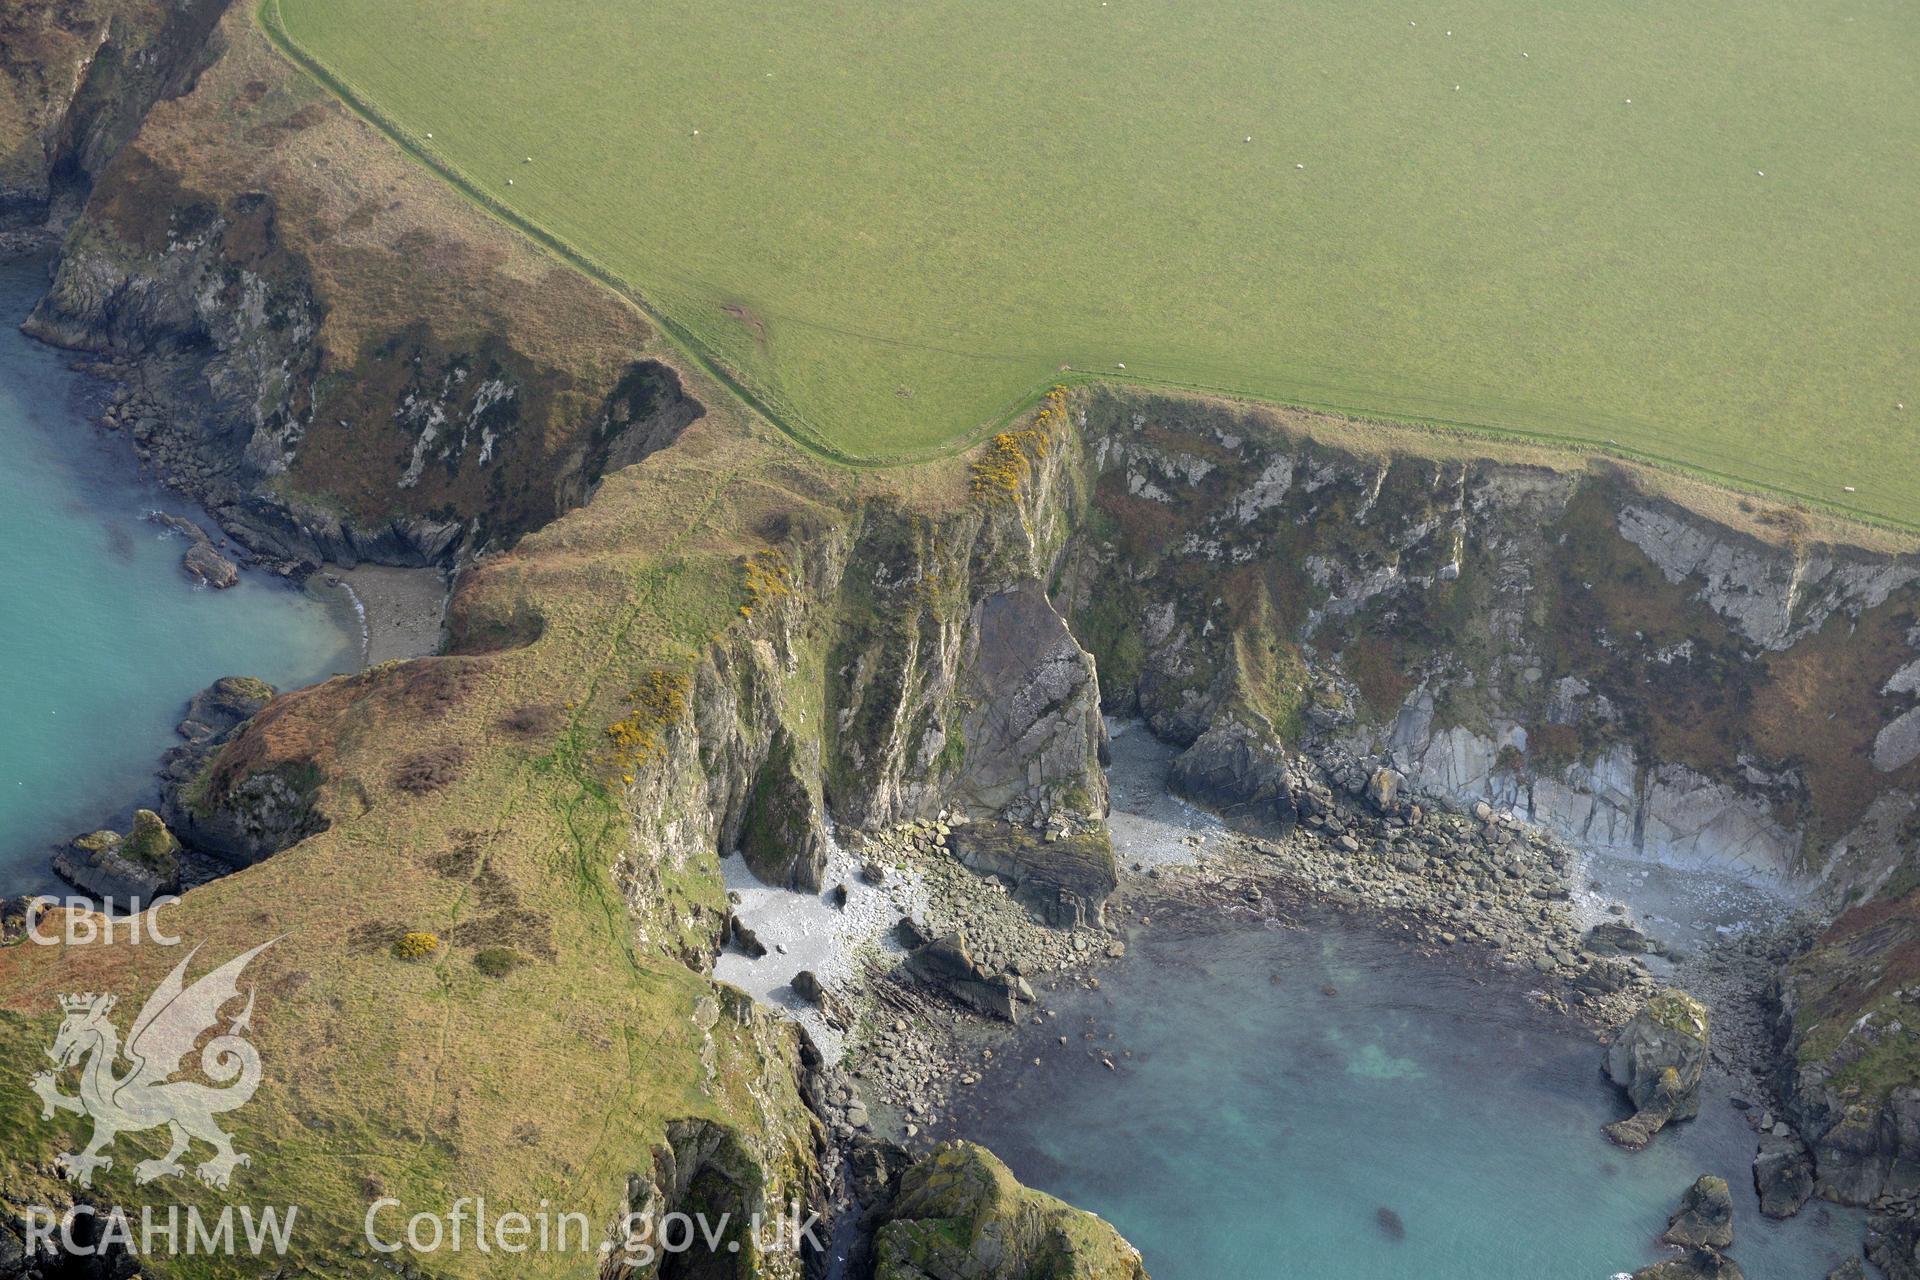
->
724 913 768 959
1604 989 1710 1149
898 930 1028 1022
792 969 828 1006
1662 1175 1733 1249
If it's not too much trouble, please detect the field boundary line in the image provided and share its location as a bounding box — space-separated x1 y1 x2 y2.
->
253 0 1916 534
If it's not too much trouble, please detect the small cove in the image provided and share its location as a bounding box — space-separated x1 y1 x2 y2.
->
0 257 361 895
931 726 1866 1278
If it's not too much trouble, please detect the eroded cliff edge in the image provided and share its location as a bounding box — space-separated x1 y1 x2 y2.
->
4 2 1920 1274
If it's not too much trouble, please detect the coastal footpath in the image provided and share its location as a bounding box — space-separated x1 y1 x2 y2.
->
5 3 1920 1276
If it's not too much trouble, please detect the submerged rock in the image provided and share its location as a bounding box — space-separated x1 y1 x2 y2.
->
1632 1249 1745 1280
871 1141 1146 1280
1661 1175 1733 1249
149 511 238 588
1604 990 1710 1149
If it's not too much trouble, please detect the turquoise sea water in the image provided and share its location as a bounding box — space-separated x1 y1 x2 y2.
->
948 907 1865 1278
0 258 360 895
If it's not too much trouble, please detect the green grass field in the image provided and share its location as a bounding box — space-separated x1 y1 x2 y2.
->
266 0 1916 521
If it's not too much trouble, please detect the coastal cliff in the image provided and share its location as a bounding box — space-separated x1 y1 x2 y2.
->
1 0 229 235
15 0 700 571
4 1 1920 1274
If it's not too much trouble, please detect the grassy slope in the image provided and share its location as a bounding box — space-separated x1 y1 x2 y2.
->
265 0 1917 524
0 420 831 1276
0 12 856 1273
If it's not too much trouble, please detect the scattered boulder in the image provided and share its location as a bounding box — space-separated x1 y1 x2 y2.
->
1869 1209 1920 1280
1752 1131 1814 1219
898 931 1028 1021
181 539 239 588
870 1142 1145 1280
792 970 828 1006
1604 990 1710 1149
724 914 768 959
894 915 935 951
1366 766 1404 814
1573 958 1636 996
1585 920 1662 958
1661 1175 1733 1249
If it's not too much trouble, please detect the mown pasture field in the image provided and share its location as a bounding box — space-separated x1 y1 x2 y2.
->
267 0 1917 522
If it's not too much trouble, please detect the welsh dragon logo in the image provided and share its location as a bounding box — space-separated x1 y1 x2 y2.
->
31 941 275 1191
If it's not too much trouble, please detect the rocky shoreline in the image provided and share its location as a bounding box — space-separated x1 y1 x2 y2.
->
755 723 1857 1275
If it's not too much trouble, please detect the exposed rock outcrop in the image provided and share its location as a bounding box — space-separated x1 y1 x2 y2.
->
898 932 1031 1022
1662 1175 1734 1249
869 1142 1147 1280
1774 891 1920 1206
948 823 1116 930
1167 719 1298 830
1631 1251 1745 1280
1054 390 1920 895
1 0 232 232
947 579 1109 826
1604 990 1711 1149
17 4 703 574
1869 1210 1920 1280
51 808 181 904
1753 1131 1814 1219
150 511 236 587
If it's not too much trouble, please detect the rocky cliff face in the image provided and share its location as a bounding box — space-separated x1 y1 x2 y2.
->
9 0 1919 1261
1042 388 1920 1217
557 411 1113 928
1055 389 1920 895
12 3 702 572
1 0 230 235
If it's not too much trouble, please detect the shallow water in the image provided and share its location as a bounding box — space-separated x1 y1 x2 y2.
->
0 258 360 895
946 908 1862 1279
